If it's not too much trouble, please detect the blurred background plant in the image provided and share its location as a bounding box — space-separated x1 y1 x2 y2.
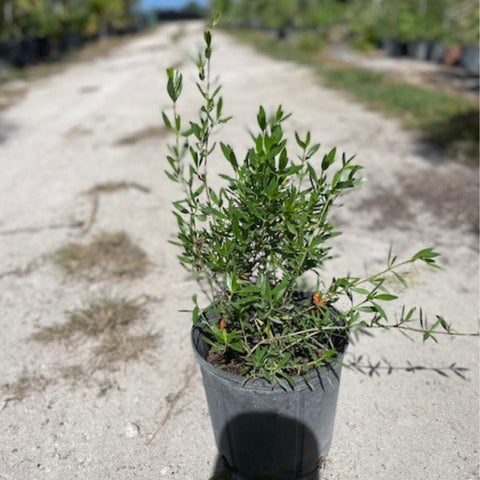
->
0 0 143 67
210 0 478 164
213 0 479 51
1 0 477 160
0 0 141 39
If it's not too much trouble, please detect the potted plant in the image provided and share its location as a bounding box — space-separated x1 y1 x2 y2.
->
162 25 458 480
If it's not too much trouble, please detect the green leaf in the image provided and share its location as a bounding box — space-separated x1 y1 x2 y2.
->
162 112 172 131
437 315 451 332
286 222 297 235
204 30 212 46
352 287 370 295
393 271 408 288
279 371 296 389
216 97 223 118
306 144 320 160
220 142 238 170
411 248 440 262
374 294 398 301
257 106 267 131
255 135 263 153
295 132 305 149
229 342 245 353
192 305 200 325
358 306 377 313
226 273 234 293
322 147 336 170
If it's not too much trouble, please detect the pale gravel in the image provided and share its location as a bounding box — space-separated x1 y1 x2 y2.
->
0 21 478 480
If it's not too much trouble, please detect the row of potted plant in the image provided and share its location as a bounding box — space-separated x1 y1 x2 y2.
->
214 0 479 73
383 39 479 74
0 0 143 67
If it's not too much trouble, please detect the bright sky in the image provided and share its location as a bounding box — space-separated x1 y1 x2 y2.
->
140 0 209 11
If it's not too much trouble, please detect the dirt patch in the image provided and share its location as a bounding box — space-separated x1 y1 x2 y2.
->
354 166 479 233
85 181 150 195
421 109 479 165
115 125 169 145
53 231 149 280
400 166 479 233
32 296 146 343
170 26 187 43
352 186 414 230
0 80 28 111
65 125 93 138
79 85 100 94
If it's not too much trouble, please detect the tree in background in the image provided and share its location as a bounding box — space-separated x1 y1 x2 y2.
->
0 0 140 40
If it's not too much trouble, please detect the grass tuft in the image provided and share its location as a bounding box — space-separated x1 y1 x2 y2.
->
53 231 149 280
2 374 51 401
32 295 146 343
59 364 87 385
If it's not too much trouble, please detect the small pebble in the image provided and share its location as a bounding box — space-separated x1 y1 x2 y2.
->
124 423 140 438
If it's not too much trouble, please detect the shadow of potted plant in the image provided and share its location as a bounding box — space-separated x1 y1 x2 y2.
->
162 22 476 480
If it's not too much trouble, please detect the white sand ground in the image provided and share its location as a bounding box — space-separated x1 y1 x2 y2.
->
0 21 478 480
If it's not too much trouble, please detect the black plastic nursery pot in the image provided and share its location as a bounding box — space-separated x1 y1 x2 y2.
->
407 40 430 61
192 325 346 480
460 46 480 74
429 41 445 63
383 38 407 57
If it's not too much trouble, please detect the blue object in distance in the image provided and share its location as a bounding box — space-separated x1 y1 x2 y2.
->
140 0 209 11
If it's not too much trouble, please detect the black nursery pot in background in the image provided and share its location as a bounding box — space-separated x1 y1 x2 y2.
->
383 38 407 57
460 46 480 74
407 40 430 61
429 41 445 63
192 326 346 480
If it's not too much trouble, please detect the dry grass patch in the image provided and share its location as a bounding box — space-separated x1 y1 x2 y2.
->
116 125 169 145
53 231 149 280
79 85 100 94
93 331 159 367
65 125 93 138
32 295 146 343
2 374 51 401
170 25 186 43
59 364 87 386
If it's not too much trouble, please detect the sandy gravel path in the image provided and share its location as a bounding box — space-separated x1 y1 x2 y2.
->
0 21 478 480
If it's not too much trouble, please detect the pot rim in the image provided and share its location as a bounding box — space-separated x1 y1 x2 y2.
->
191 323 347 393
